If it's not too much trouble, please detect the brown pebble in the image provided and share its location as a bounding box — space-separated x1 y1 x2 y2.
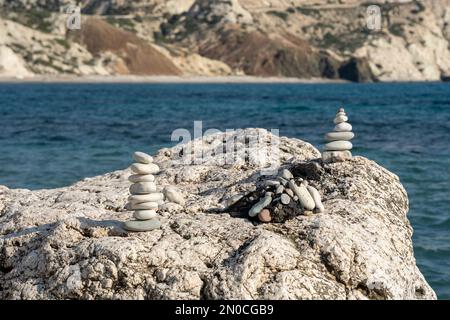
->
258 209 272 222
303 210 313 216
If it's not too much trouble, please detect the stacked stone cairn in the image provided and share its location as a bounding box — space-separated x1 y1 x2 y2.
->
322 108 354 163
123 151 164 232
247 168 324 223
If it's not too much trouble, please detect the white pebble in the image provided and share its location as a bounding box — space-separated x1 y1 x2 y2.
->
130 163 159 175
133 210 157 220
133 151 153 164
128 174 155 183
129 182 157 194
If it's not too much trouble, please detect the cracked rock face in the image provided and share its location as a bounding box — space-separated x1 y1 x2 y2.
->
0 128 435 299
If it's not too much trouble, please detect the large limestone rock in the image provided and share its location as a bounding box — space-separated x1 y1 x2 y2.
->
0 129 435 299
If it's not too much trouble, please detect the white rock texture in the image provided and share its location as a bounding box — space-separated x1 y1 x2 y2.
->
0 129 435 299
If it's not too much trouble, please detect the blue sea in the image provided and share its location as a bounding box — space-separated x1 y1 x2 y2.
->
0 82 449 298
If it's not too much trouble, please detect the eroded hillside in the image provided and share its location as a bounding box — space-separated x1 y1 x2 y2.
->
1 0 449 81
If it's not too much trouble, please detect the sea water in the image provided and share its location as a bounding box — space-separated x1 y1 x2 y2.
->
0 82 449 298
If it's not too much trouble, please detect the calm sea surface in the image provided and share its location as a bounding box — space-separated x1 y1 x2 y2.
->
0 82 449 298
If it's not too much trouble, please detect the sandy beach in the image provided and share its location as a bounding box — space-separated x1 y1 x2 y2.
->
0 75 349 84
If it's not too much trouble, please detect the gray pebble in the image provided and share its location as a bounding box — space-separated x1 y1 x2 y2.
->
285 188 294 198
280 169 293 180
280 194 290 205
226 194 243 207
265 180 280 187
276 185 284 194
163 186 185 205
123 219 161 232
288 180 315 210
249 195 272 217
277 177 288 186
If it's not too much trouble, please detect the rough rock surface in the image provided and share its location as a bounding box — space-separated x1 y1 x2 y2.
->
0 129 435 299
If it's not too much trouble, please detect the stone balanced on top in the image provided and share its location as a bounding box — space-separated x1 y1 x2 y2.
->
123 151 164 232
322 108 354 163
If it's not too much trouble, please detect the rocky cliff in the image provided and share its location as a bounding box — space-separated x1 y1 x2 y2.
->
0 129 436 299
0 0 450 81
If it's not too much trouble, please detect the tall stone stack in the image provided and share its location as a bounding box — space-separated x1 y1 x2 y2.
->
124 151 164 232
322 108 354 163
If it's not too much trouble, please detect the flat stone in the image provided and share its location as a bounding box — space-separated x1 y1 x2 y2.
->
128 202 159 210
249 195 272 217
123 219 161 232
325 132 354 142
265 180 280 187
133 210 157 220
322 150 352 163
307 186 324 214
333 115 348 124
275 185 284 194
280 169 293 180
285 188 294 198
128 193 163 203
277 177 288 186
288 180 316 210
280 194 290 205
163 186 185 205
334 122 352 132
258 209 272 223
133 151 153 164
225 194 243 207
324 141 353 151
129 182 157 194
128 174 155 183
130 163 160 175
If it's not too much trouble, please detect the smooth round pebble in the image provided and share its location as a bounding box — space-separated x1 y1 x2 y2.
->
123 219 161 232
324 141 353 151
307 186 325 214
133 210 157 220
163 186 185 205
280 169 293 180
333 115 348 124
128 174 155 183
128 193 163 203
129 182 157 194
277 177 288 186
249 195 272 217
258 209 272 222
275 185 284 194
325 132 354 142
133 151 153 164
130 163 160 175
128 201 159 210
280 194 290 205
334 122 352 132
285 188 294 197
288 180 315 210
265 180 280 187
225 194 243 207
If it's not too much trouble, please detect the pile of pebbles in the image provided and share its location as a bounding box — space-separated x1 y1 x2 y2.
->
322 108 354 163
246 168 324 223
123 151 164 232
